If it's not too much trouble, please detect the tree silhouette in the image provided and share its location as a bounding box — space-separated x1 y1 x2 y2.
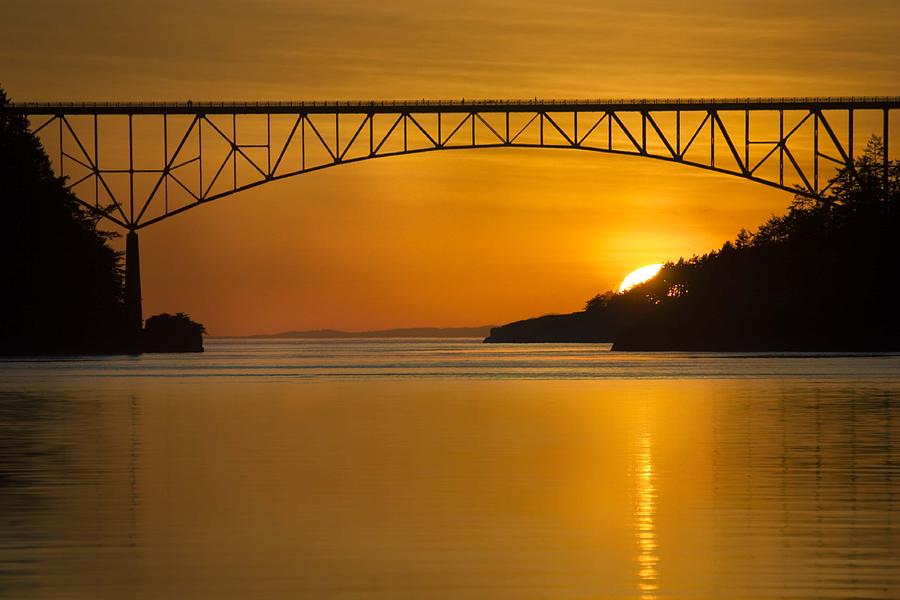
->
610 135 900 350
142 313 205 353
0 86 127 354
488 136 899 350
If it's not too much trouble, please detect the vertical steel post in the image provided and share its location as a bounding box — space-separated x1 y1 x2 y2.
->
94 114 99 206
779 109 784 186
539 112 544 146
574 111 578 146
607 111 612 149
128 114 134 223
641 111 647 154
884 108 890 197
848 109 854 162
163 114 168 214
744 109 749 170
676 110 681 157
813 110 819 194
505 111 509 144
198 115 203 197
233 113 237 188
709 110 715 168
58 116 63 178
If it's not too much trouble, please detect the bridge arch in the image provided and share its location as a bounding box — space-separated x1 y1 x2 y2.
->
136 140 823 230
9 97 896 231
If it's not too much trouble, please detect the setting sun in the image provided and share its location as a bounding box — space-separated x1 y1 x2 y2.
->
619 264 664 293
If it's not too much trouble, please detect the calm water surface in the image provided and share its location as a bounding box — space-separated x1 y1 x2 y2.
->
1 339 898 599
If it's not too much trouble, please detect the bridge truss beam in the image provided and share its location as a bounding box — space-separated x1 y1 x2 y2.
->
7 97 897 231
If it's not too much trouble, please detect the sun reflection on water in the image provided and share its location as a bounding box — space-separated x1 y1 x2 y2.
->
635 428 658 599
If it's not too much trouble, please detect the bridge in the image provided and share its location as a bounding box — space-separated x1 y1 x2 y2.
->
4 97 898 342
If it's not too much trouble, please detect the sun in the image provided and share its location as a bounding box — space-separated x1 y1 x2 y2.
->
618 264 664 293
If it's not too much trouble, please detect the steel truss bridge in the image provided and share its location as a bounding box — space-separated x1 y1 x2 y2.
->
4 97 898 341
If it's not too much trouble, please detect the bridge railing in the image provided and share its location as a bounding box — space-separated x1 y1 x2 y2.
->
9 96 900 110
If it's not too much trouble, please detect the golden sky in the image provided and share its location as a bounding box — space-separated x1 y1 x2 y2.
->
3 0 899 335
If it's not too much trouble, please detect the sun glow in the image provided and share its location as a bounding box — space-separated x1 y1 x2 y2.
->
635 428 658 599
619 264 664 293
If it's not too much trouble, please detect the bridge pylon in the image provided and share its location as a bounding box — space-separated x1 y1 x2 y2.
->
125 229 142 352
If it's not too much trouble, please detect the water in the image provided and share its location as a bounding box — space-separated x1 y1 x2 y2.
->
1 338 898 599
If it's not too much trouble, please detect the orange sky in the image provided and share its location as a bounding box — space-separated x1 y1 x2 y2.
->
3 0 899 335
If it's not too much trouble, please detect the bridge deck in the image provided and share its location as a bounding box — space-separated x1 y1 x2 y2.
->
6 97 900 115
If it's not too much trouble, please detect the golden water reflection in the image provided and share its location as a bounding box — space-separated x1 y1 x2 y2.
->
635 428 658 599
1 341 899 599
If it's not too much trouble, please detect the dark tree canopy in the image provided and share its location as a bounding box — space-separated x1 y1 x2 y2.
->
488 137 899 350
0 87 128 354
142 313 205 353
610 136 900 351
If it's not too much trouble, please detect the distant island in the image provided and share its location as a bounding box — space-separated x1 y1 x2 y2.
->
226 326 495 339
487 136 900 351
142 313 206 352
484 309 627 343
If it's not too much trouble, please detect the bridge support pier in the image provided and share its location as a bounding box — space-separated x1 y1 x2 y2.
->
125 229 143 353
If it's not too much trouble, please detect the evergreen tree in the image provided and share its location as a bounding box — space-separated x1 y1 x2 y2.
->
610 136 900 351
0 87 127 354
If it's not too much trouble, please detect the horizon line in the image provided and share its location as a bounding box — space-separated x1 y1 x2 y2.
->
208 325 497 339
